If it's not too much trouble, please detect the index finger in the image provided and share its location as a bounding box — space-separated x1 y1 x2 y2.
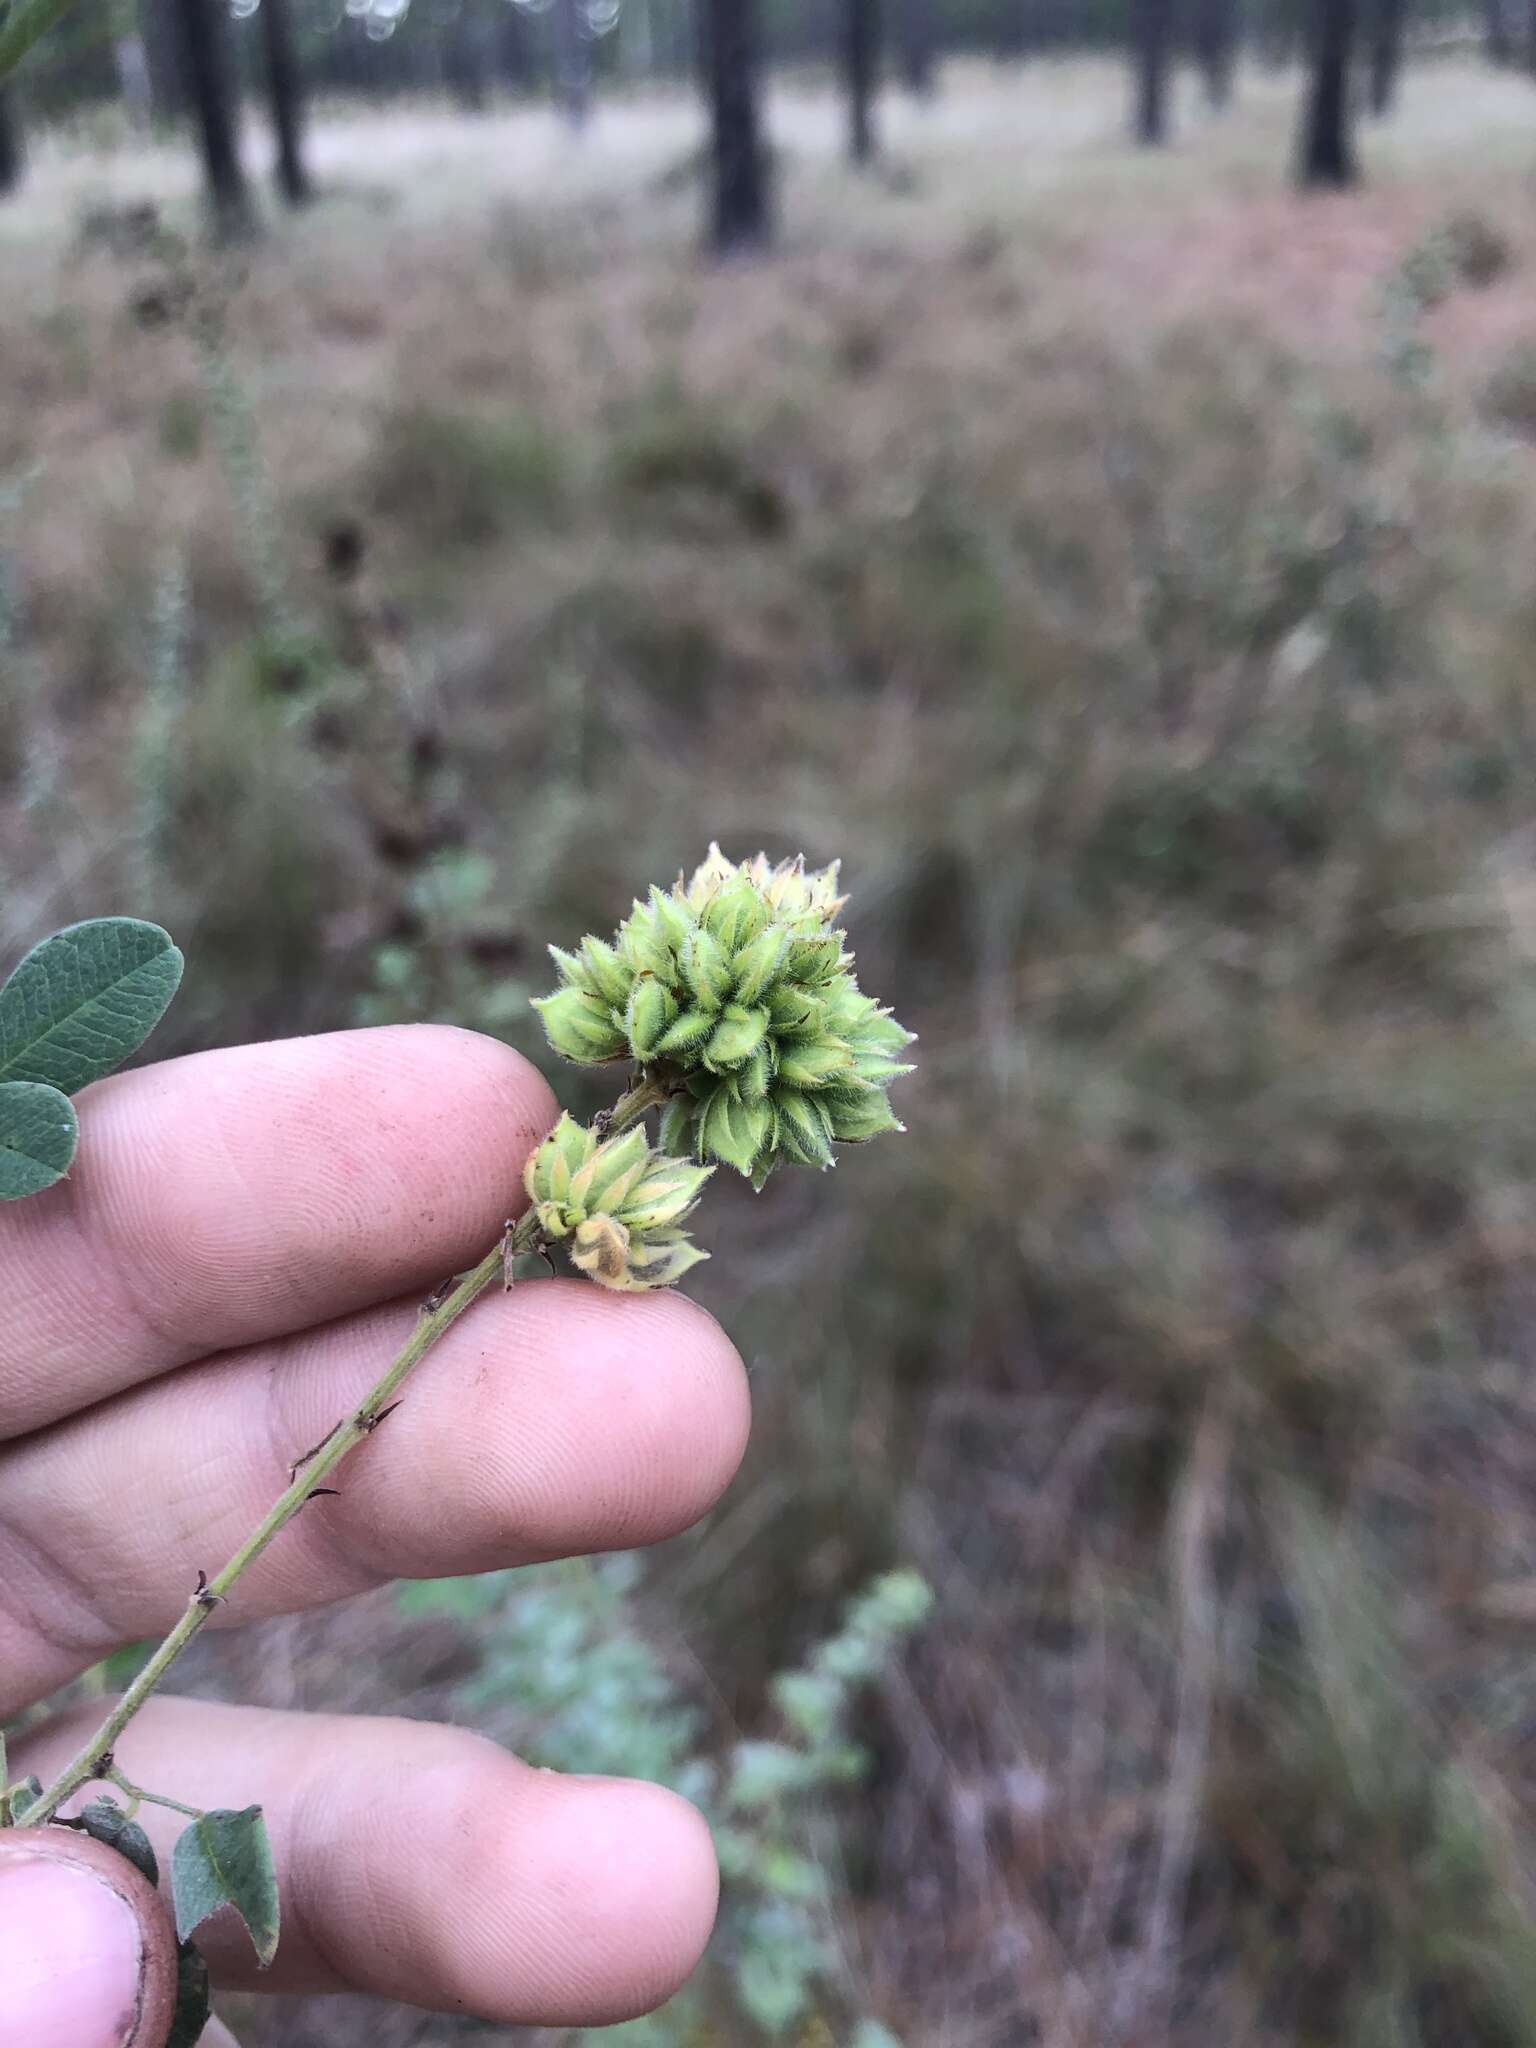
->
0 1025 557 1440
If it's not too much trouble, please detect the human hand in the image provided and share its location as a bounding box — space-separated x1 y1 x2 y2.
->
0 1025 751 2046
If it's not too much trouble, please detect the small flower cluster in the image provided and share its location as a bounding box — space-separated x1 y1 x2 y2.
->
533 848 914 1187
524 1114 713 1291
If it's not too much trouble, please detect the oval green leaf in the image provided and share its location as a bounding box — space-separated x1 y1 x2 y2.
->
171 1805 280 1968
0 1079 78 1200
0 918 183 1096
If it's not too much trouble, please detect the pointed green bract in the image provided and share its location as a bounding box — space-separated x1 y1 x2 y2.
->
624 976 678 1059
703 1004 769 1073
777 1041 855 1090
578 936 631 1007
656 1006 717 1057
0 1080 78 1200
171 1805 280 1967
682 927 733 1008
826 1091 903 1142
773 1089 836 1169
531 848 914 1183
531 986 627 1063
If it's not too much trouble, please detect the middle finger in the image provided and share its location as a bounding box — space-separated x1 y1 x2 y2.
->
0 1280 750 1714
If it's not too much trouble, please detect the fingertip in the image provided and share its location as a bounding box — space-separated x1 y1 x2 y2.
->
453 1280 752 1556
483 1768 721 2025
376 1023 559 1148
656 1290 754 1522
563 1777 722 2022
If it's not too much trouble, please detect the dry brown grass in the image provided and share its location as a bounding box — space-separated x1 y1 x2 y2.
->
9 52 1536 2048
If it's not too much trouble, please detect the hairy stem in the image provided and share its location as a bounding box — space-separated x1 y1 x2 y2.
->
21 1072 671 1827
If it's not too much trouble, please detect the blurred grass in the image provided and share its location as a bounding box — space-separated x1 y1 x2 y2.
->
9 52 1536 2048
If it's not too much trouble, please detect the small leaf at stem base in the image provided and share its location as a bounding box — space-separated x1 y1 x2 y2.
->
172 1806 280 1966
64 1797 160 1887
3 1776 42 1825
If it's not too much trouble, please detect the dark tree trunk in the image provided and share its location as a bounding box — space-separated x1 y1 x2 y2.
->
1366 0 1406 115
1132 0 1173 145
496 1 535 89
703 0 769 254
259 0 311 204
845 0 880 163
1194 0 1235 108
897 0 935 98
139 0 183 120
1483 0 1511 61
172 0 252 232
0 89 22 197
553 0 591 128
446 3 494 110
1297 0 1358 186
993 2 1026 59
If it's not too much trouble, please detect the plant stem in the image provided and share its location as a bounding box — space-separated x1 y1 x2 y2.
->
20 1074 671 1830
21 1230 517 1825
106 1765 203 1822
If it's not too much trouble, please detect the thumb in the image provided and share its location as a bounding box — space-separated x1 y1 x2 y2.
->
0 1827 179 2048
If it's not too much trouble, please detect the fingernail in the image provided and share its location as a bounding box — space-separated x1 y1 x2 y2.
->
0 1850 145 2048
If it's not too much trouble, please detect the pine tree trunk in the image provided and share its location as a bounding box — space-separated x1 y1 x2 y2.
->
1194 0 1235 109
446 3 493 111
1132 0 1173 145
260 0 310 204
553 0 591 129
139 0 182 119
0 88 23 197
173 0 252 232
703 0 769 254
897 0 936 97
994 0 1026 60
1297 0 1358 186
496 1 534 89
1483 0 1511 62
845 0 879 164
1367 0 1406 116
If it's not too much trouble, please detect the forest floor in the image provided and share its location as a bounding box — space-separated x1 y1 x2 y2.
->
8 52 1536 2048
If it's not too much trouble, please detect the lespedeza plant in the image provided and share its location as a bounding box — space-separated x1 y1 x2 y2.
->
0 850 913 2045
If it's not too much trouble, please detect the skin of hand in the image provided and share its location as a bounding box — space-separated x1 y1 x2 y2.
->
0 1025 752 2048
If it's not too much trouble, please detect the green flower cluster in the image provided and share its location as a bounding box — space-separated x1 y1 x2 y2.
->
532 847 915 1185
524 1113 713 1291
